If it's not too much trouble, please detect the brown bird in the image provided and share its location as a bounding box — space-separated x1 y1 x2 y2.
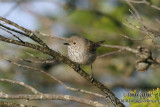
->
64 36 104 77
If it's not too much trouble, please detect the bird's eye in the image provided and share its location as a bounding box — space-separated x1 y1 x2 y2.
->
73 42 76 44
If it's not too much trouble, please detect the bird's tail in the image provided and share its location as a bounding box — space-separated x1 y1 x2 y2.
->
96 41 105 47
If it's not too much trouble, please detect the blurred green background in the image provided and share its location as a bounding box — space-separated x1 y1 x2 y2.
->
0 0 160 107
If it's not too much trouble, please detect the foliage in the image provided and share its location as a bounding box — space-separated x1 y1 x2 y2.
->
123 89 160 107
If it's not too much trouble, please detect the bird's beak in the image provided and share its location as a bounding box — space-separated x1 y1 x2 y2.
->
64 43 70 45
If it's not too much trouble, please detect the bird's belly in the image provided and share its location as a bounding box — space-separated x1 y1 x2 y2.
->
68 51 96 65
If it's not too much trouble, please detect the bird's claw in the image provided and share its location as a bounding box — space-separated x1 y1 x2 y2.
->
89 74 94 83
75 64 80 72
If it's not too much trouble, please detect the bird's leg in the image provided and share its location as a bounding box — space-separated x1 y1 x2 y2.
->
90 65 94 81
75 64 81 73
91 65 93 77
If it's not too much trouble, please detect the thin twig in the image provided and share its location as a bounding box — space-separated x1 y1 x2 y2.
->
124 0 159 50
130 0 160 11
0 17 49 48
121 34 145 41
126 1 154 39
0 23 30 37
26 52 47 60
0 78 41 95
15 56 56 64
0 26 24 43
7 60 105 98
123 21 154 40
97 49 124 58
0 94 108 107
101 44 138 54
33 30 67 41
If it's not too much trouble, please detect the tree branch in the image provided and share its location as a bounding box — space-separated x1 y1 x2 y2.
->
100 44 138 54
0 17 48 48
0 101 36 107
0 94 108 107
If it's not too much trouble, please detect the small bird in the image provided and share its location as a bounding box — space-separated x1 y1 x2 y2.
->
64 36 103 77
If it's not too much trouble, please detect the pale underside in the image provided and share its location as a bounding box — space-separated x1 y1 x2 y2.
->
67 46 97 65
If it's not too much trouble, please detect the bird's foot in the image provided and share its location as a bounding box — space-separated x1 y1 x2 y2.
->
75 64 80 72
89 73 94 83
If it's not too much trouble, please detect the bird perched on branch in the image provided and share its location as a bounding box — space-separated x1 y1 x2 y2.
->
64 36 104 77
